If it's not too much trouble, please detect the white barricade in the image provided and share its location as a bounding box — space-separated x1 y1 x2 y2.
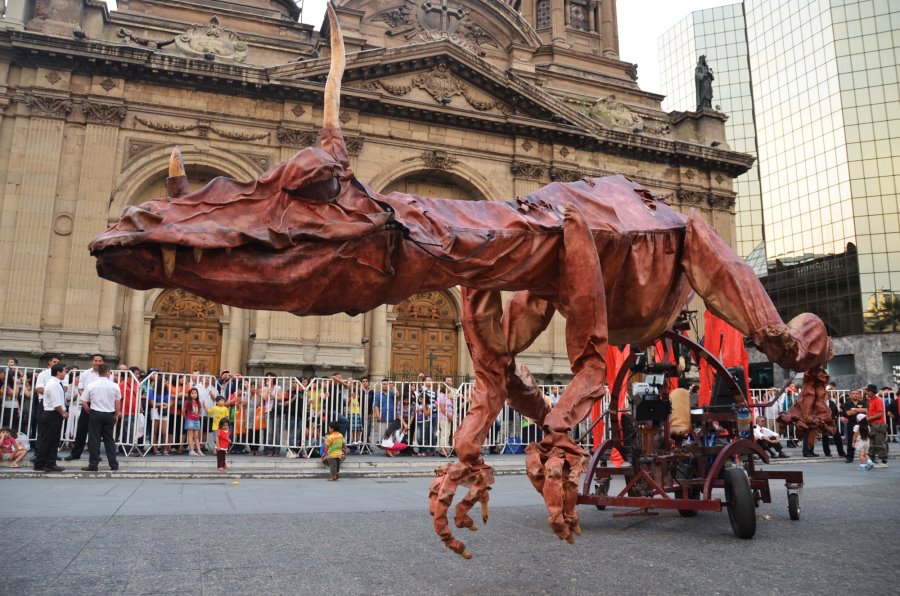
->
2 362 895 459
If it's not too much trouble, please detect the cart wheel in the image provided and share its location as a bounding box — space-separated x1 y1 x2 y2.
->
678 488 700 517
594 480 609 510
724 467 756 539
788 492 800 521
753 490 761 509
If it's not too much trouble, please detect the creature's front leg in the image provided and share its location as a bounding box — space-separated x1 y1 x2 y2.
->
681 215 834 441
525 204 608 544
428 289 554 558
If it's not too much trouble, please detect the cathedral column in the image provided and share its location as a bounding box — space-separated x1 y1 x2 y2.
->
223 307 245 373
125 289 145 367
550 0 566 45
369 305 389 380
600 0 618 57
3 97 70 325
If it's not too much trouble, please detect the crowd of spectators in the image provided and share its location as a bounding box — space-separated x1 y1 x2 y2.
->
1 355 897 466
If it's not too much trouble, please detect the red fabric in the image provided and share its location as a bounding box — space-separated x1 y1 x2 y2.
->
592 345 630 456
698 310 750 406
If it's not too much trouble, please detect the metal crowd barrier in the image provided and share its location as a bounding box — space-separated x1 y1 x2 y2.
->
1 364 895 458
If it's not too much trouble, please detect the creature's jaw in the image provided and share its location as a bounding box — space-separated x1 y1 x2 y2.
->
91 232 399 316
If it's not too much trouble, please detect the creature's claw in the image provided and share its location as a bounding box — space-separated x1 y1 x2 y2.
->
428 460 495 558
524 430 587 543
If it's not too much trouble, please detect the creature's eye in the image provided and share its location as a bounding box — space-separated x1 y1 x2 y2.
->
285 176 341 202
280 146 344 202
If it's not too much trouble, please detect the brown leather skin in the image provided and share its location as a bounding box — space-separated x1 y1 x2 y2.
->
90 3 832 558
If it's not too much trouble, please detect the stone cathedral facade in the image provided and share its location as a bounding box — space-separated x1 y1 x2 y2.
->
0 0 751 380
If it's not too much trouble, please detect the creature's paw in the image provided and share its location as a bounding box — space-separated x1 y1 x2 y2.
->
428 460 495 559
524 430 587 543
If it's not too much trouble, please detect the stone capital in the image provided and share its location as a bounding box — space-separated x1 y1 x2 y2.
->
82 100 127 125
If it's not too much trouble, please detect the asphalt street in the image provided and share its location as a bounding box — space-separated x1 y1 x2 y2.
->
2 461 897 595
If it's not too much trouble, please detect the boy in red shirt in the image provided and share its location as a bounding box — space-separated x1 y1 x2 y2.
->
216 419 231 472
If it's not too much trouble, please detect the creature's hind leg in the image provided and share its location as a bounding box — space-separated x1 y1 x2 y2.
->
428 288 554 558
525 203 608 544
681 213 834 439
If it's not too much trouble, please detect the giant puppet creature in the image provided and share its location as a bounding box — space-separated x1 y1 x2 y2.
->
91 5 833 557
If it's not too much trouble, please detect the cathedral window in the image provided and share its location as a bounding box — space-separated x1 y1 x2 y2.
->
569 0 589 31
536 0 551 28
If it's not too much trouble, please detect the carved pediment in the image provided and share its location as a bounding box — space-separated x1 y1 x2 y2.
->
175 17 249 63
583 95 671 136
350 62 514 115
371 0 500 52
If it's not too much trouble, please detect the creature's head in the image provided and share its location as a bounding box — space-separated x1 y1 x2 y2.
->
90 5 397 315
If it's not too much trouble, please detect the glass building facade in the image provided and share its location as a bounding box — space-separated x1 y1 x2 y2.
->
658 0 900 385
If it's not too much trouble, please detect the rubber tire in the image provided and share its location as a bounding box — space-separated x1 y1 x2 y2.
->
678 488 700 517
724 467 756 539
594 480 609 510
788 492 800 521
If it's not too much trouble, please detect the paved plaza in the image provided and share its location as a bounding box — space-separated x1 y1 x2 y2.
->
2 460 898 595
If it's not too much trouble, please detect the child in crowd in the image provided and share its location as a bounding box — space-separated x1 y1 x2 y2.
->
216 419 231 472
380 419 407 458
184 388 203 456
324 420 346 481
207 396 230 452
0 427 26 468
853 413 873 471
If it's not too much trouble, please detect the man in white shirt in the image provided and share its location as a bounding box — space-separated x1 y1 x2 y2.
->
32 354 61 437
65 353 104 461
754 416 788 459
34 364 69 472
81 364 122 471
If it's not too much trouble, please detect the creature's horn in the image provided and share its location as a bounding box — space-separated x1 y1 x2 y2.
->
166 146 189 198
322 2 345 132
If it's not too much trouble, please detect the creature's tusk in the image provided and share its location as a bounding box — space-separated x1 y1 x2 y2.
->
166 146 189 198
322 3 345 131
169 147 186 178
162 246 176 278
193 247 203 264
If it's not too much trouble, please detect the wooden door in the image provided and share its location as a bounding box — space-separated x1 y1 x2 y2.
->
391 291 458 380
149 290 222 373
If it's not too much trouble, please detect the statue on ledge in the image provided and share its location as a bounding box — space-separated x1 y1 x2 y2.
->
696 55 715 110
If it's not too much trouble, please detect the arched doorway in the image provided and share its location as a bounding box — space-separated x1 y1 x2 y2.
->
149 289 223 373
391 291 459 381
382 170 484 200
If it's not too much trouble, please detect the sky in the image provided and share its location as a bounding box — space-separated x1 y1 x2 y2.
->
104 0 734 97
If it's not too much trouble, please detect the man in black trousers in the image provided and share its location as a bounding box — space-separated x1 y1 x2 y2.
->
65 354 103 461
34 364 68 472
81 364 121 472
